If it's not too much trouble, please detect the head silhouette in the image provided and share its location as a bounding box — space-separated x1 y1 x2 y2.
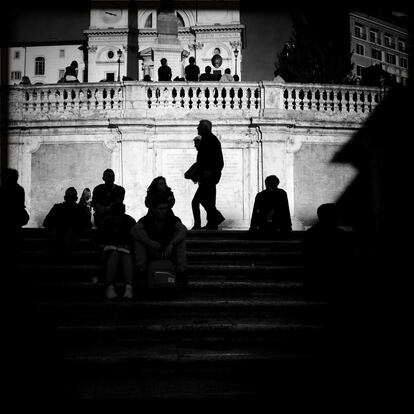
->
102 169 115 186
317 203 338 227
225 68 231 75
150 193 170 220
64 187 78 204
148 176 168 193
81 188 91 200
197 119 212 136
189 56 195 65
205 66 212 74
1 168 19 187
160 58 167 65
265 175 280 191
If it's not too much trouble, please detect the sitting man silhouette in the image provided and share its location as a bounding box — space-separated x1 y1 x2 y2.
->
303 203 353 302
249 175 292 238
91 169 125 226
43 187 91 251
131 193 188 288
96 202 136 301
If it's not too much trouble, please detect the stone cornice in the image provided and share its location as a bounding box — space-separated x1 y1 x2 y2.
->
84 28 138 37
191 24 244 33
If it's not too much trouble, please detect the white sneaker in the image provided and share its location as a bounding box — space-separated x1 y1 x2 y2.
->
123 284 134 300
105 284 118 300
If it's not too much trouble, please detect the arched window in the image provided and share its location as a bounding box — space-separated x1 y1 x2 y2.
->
177 12 185 27
35 57 45 75
144 13 153 28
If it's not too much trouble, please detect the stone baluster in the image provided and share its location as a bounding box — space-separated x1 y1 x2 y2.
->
212 88 219 108
306 89 313 110
204 87 210 109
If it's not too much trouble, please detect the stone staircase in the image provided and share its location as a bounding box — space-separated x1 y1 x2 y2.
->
14 228 332 401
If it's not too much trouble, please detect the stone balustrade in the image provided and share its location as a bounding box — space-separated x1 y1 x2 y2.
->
276 82 382 113
5 81 384 122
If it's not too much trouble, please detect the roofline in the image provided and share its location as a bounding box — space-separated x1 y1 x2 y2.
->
349 11 408 35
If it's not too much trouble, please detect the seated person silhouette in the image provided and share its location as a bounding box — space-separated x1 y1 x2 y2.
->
43 187 91 251
144 176 175 211
199 66 217 81
0 168 29 234
96 202 136 301
78 188 92 214
249 175 292 238
62 60 79 83
91 169 125 227
131 193 188 288
303 203 353 302
158 58 172 81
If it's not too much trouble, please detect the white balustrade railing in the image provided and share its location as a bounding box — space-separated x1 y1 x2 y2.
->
5 81 386 121
275 82 383 114
145 82 261 111
19 83 123 114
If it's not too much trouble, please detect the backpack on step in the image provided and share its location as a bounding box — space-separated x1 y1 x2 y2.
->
147 259 176 288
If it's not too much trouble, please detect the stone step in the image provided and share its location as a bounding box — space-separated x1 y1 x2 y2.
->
59 346 323 400
35 298 327 324
30 280 306 302
57 319 328 347
17 250 303 266
18 263 305 283
18 228 305 240
17 239 304 254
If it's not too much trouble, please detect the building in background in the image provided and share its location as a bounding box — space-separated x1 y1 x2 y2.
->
8 42 86 85
6 0 244 84
350 10 409 85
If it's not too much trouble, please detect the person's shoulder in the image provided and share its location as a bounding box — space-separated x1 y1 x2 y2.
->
93 183 105 191
124 214 136 224
138 213 151 224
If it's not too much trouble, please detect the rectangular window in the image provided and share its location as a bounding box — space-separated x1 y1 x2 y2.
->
59 49 65 58
11 71 22 81
58 69 65 80
372 48 382 60
384 35 392 47
106 72 115 81
400 57 408 68
356 65 364 76
354 24 362 38
14 51 20 59
35 58 45 75
386 53 396 65
356 44 364 55
398 40 407 52
370 30 381 45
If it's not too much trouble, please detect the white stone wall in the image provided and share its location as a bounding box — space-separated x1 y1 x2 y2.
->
5 81 382 229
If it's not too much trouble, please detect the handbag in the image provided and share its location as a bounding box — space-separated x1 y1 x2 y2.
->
147 259 176 288
184 162 200 183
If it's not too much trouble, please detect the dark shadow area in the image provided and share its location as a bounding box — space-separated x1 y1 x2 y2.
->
324 82 413 407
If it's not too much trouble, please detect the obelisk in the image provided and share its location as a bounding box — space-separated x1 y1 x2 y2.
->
152 0 184 80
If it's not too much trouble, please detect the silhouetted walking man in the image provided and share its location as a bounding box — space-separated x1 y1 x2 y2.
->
249 175 291 237
191 120 225 230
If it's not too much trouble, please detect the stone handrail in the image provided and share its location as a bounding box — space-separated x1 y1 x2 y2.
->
262 81 384 115
143 82 261 111
5 81 384 122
